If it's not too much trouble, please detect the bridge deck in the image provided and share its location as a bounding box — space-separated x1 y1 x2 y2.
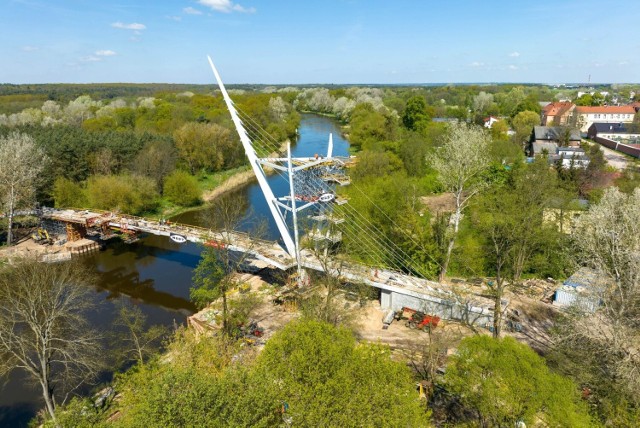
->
40 208 495 318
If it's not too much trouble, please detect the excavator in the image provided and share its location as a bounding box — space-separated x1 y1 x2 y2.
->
31 228 52 245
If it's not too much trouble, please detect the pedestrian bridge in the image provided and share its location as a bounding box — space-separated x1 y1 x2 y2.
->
39 207 497 326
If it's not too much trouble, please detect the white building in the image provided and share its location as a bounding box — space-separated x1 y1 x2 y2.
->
574 105 635 132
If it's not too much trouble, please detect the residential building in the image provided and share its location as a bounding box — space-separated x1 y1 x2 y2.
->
554 147 590 168
529 126 581 155
587 122 640 141
574 105 635 132
541 101 575 126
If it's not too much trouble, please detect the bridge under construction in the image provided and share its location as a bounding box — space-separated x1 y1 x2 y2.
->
39 206 497 326
34 58 500 327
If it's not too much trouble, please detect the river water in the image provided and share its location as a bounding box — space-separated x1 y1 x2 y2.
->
0 114 349 427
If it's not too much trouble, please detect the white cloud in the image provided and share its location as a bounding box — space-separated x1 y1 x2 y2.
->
619 61 629 66
111 22 146 30
22 45 39 52
184 6 203 15
95 50 116 56
508 65 518 70
168 15 182 21
509 51 520 57
81 56 102 62
470 61 484 67
198 0 256 13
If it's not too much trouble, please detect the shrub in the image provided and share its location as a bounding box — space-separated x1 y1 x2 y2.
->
163 170 201 207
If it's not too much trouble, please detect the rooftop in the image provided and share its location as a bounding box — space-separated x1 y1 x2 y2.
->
542 101 574 116
533 126 581 141
590 122 632 134
575 105 635 114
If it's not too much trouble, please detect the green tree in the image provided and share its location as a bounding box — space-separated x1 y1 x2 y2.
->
444 336 593 427
88 321 427 427
349 103 397 149
173 122 233 174
489 119 509 140
403 95 430 130
163 170 201 207
85 174 158 215
52 176 86 208
253 320 428 427
511 110 540 145
191 194 261 335
474 160 565 336
429 123 491 281
351 150 403 181
133 138 177 189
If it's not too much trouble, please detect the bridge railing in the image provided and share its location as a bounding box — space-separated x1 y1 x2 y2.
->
41 207 281 248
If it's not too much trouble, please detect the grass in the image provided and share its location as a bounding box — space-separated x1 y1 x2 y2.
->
196 166 251 192
139 166 252 219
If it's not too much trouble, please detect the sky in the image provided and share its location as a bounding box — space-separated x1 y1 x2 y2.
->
1 0 639 84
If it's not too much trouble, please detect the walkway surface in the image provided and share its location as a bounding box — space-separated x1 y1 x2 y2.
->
40 207 496 320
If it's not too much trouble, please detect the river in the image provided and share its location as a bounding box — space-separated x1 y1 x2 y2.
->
0 113 349 427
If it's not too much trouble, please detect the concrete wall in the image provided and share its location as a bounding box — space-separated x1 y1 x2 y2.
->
595 137 640 158
380 289 494 327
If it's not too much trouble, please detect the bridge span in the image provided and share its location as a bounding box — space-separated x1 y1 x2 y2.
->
39 207 497 326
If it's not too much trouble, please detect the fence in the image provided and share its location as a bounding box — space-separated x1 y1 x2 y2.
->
594 136 640 158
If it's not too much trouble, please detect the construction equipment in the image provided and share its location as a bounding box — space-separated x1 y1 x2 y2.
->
395 307 440 332
31 228 52 245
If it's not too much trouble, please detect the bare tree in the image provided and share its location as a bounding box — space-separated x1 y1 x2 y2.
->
112 303 169 367
429 123 490 282
403 328 461 399
0 259 102 426
299 217 361 328
192 193 264 336
0 132 48 245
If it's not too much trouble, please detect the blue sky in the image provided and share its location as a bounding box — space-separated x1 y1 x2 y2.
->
1 0 639 84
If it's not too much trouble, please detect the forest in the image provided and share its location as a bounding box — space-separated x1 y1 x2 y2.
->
1 81 640 427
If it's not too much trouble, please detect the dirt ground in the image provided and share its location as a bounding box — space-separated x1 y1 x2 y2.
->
420 193 456 214
189 271 562 360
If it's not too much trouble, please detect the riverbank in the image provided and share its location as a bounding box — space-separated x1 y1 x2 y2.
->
201 168 256 202
167 139 290 220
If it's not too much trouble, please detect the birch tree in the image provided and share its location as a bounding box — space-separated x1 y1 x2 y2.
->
0 132 47 246
430 123 490 281
0 260 101 426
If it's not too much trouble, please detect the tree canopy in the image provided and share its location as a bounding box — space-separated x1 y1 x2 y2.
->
445 335 593 427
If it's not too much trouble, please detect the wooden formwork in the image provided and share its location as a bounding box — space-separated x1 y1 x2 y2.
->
65 223 87 242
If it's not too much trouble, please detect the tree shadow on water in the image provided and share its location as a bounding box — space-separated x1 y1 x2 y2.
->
0 403 38 428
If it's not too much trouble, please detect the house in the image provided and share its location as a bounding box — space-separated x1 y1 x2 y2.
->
554 147 590 168
587 122 640 141
541 101 575 126
484 116 499 128
574 105 635 132
529 126 581 155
